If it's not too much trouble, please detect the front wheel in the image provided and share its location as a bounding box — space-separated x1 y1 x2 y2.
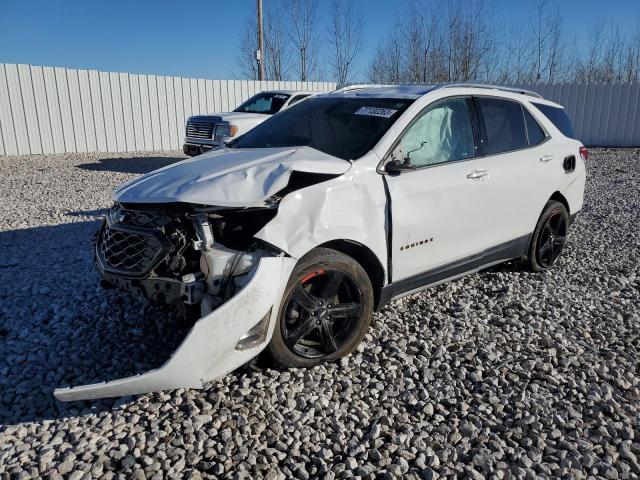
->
265 248 374 368
525 200 569 272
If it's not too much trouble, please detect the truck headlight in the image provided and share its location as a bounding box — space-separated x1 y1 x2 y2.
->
214 124 238 141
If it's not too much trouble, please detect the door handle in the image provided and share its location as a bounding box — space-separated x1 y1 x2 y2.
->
467 169 489 179
539 154 554 162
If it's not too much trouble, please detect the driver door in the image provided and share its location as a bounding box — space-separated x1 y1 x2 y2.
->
384 96 491 281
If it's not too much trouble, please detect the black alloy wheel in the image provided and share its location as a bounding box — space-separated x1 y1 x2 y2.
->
282 269 362 359
537 210 567 268
265 247 374 367
526 200 570 272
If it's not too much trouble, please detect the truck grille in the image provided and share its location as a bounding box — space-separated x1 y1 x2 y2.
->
186 118 215 139
97 209 170 277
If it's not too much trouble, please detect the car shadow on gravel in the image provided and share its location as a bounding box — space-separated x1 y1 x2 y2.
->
76 155 185 174
0 220 191 425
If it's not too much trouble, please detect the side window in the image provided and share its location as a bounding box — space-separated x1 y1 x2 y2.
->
397 97 475 167
522 106 546 146
477 97 528 155
288 94 310 106
531 102 576 139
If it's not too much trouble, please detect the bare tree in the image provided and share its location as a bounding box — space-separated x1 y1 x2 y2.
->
403 5 430 83
368 27 404 84
328 0 364 85
493 21 531 84
264 0 292 80
367 0 494 84
622 22 640 82
287 0 320 81
576 20 634 83
237 17 259 80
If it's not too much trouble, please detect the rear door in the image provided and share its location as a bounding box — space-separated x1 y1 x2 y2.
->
471 96 554 246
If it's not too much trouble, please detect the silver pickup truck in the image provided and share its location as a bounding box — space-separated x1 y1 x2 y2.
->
183 90 314 156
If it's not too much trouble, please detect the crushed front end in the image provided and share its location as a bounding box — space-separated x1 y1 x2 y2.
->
55 202 296 401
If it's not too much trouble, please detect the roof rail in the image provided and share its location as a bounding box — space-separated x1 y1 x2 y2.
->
331 84 396 94
435 83 543 98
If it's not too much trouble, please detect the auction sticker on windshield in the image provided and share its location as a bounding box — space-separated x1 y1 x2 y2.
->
354 106 398 118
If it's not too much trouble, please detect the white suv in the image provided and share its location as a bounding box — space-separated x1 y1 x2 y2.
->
183 90 314 156
56 85 587 401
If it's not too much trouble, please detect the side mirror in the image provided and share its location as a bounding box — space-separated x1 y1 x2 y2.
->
385 160 416 175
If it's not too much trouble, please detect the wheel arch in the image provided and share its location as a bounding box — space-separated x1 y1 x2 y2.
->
549 191 570 214
317 239 386 310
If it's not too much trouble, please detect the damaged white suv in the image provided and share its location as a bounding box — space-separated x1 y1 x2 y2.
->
55 85 587 401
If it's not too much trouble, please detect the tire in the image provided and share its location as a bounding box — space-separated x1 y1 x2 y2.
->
525 200 569 272
266 247 374 368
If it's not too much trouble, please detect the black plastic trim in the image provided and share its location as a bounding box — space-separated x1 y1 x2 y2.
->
381 175 393 284
377 234 530 310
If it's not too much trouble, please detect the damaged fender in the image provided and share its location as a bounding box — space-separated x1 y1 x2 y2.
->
54 256 297 402
255 159 390 269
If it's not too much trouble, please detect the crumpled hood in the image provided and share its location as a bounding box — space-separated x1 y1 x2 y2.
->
113 147 351 207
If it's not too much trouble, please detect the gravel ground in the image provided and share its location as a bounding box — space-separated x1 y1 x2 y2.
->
0 149 638 479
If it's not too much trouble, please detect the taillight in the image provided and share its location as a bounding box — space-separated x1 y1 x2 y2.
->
579 146 589 161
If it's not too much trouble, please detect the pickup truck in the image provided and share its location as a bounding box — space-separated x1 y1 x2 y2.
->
183 90 314 156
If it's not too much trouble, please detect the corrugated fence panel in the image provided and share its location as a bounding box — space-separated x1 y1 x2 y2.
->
78 69 97 152
157 76 171 151
520 82 640 146
166 77 179 150
119 72 136 152
626 84 640 146
7 64 640 152
129 74 144 151
0 62 360 154
5 64 29 155
31 66 54 154
138 75 154 151
55 67 76 153
99 71 117 152
0 64 17 155
173 77 186 147
67 68 86 153
147 75 162 151
43 67 65 154
17 64 42 154
109 72 126 152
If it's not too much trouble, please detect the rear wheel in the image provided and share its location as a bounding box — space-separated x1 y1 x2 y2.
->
266 248 373 368
526 200 569 272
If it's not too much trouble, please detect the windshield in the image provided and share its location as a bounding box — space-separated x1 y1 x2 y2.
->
233 92 290 115
229 96 413 160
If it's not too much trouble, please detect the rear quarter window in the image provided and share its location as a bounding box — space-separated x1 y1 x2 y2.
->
532 103 576 139
522 106 547 146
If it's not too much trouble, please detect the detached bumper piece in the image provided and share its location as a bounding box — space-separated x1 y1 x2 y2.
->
54 257 296 401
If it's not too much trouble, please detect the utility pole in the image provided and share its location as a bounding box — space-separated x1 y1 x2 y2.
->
257 0 265 81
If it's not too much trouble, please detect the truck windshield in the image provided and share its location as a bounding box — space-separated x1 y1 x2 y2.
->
229 96 413 160
234 92 290 115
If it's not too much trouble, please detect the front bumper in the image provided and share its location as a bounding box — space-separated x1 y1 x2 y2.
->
183 139 223 156
54 256 296 401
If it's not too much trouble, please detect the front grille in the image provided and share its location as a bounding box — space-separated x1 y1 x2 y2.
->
97 208 170 277
186 119 215 139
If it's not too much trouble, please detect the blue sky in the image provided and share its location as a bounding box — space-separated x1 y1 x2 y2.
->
0 0 639 81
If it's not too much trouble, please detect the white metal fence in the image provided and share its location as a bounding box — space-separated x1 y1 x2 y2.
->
1 63 638 155
519 82 640 147
0 63 336 156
